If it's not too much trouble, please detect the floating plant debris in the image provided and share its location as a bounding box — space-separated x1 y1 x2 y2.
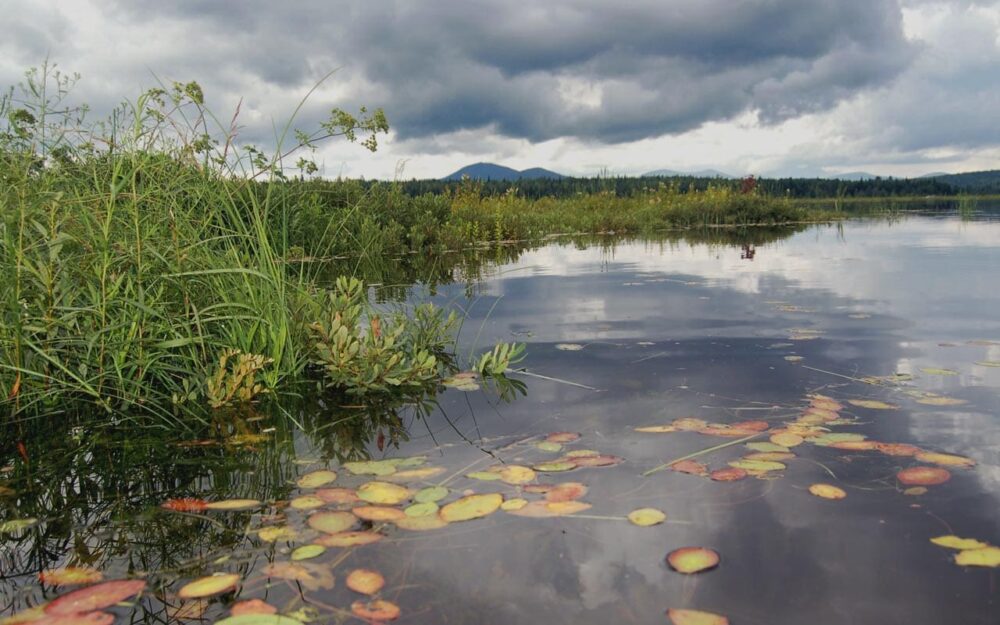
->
667 547 720 574
628 508 666 526
667 608 730 625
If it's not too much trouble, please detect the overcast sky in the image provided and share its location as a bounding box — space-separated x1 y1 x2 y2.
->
2 0 998 179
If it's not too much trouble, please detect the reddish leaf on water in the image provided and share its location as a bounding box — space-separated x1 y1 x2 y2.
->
44 579 147 616
731 420 770 432
161 498 208 513
316 487 360 505
671 460 709 477
351 599 400 621
830 441 880 451
710 468 747 482
544 482 588 502
672 418 708 431
231 599 277 616
346 569 385 595
568 455 623 468
667 547 720 574
314 531 386 547
37 612 115 625
545 432 581 444
897 466 951 486
877 443 922 457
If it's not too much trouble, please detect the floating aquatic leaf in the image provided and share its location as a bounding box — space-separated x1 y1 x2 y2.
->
466 471 503 481
413 486 448 503
535 441 564 451
499 465 536 485
342 460 398 476
257 525 298 542
628 508 666 526
546 432 581 443
667 547 720 574
351 599 400 621
914 395 967 406
296 470 337 488
897 466 951 486
347 505 404 522
931 536 990 550
263 562 334 591
442 371 480 391
564 449 600 458
314 531 385 547
205 499 261 511
728 459 785 472
533 462 577 472
809 484 847 500
387 467 446 482
440 494 503 522
903 486 927 496
555 343 584 351
161 498 208 513
671 460 709 476
829 440 880 451
635 425 677 433
810 433 867 447
500 498 529 511
0 518 36 534
877 443 922 456
920 367 958 376
744 451 795 462
508 500 591 517
38 567 103 586
215 615 303 625
568 454 624 468
178 573 240 599
544 482 588 502
230 599 278 616
847 399 898 410
710 468 747 482
954 547 1000 567
975 360 1000 367
802 407 840 421
914 452 975 468
394 515 449 531
316 488 359 505
357 482 411 505
746 442 789 453
667 608 730 625
672 418 709 431
404 502 439 517
291 545 326 561
307 511 356 534
732 420 770 432
784 355 803 362
770 432 803 447
290 495 325 510
346 569 385 595
44 579 146 616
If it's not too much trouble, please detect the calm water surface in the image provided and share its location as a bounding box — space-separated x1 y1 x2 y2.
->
2 214 999 624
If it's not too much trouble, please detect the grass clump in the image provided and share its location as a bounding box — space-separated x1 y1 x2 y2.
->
0 64 519 425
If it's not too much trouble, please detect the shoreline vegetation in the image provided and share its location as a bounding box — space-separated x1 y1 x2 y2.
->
0 65 968 427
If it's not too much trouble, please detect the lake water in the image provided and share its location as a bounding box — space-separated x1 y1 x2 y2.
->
2 212 999 624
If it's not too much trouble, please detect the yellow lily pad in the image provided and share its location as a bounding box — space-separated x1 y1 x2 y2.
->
314 531 385 547
499 465 536 485
307 511 356 534
404 502 439 517
290 495 325 510
439 493 503 522
413 486 448 503
667 547 720 574
920 367 958 376
667 608 730 625
500 498 529 511
914 452 975 468
808 484 847 500
296 470 338 488
627 508 666 526
204 499 262 511
178 573 240 599
257 526 298 542
634 425 677 433
728 459 785 472
357 482 411 505
346 569 385 595
931 536 989 550
770 432 803 447
847 399 898 410
394 515 449 531
954 546 1000 567
291 545 326 561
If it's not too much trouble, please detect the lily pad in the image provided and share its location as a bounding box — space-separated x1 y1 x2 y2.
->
290 495 325 510
667 608 730 625
316 488 359 504
745 442 789 453
342 460 399 476
770 432 803 447
931 536 989 550
500 498 529 511
920 367 958 376
897 466 951 486
546 432 581 443
314 531 385 547
628 508 666 526
544 482 588 502
263 563 334 591
808 484 847 500
533 462 577 473
507 500 591 517
914 452 974 468
257 525 298 542
178 573 240 599
386 467 446 481
394 515 450 531
728 459 785 472
205 499 262 511
954 546 1000 567
404 502 439 517
440 493 503 522
915 395 967 406
499 465 536 485
215 615 304 625
710 468 748 482
230 599 278 616
353 506 406 522
555 343 584 351
346 569 385 595
307 511 357 534
535 441 564 451
357 482 411 505
667 547 720 574
671 460 709 476
38 567 104 586
466 471 503 481
847 399 898 410
291 545 326 561
635 425 677 433
414 486 448 503
351 599 401 621
44 579 147 616
296 470 337 489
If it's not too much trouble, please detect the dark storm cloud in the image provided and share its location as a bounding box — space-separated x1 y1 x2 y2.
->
94 0 917 144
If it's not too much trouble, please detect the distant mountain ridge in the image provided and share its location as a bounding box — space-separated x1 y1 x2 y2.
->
643 168 734 178
920 169 1000 191
443 162 565 181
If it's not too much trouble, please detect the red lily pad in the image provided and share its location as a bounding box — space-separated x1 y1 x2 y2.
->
45 580 147 616
897 466 951 486
710 468 747 482
161 498 208 513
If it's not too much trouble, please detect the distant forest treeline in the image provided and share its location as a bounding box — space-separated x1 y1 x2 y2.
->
384 172 1000 199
